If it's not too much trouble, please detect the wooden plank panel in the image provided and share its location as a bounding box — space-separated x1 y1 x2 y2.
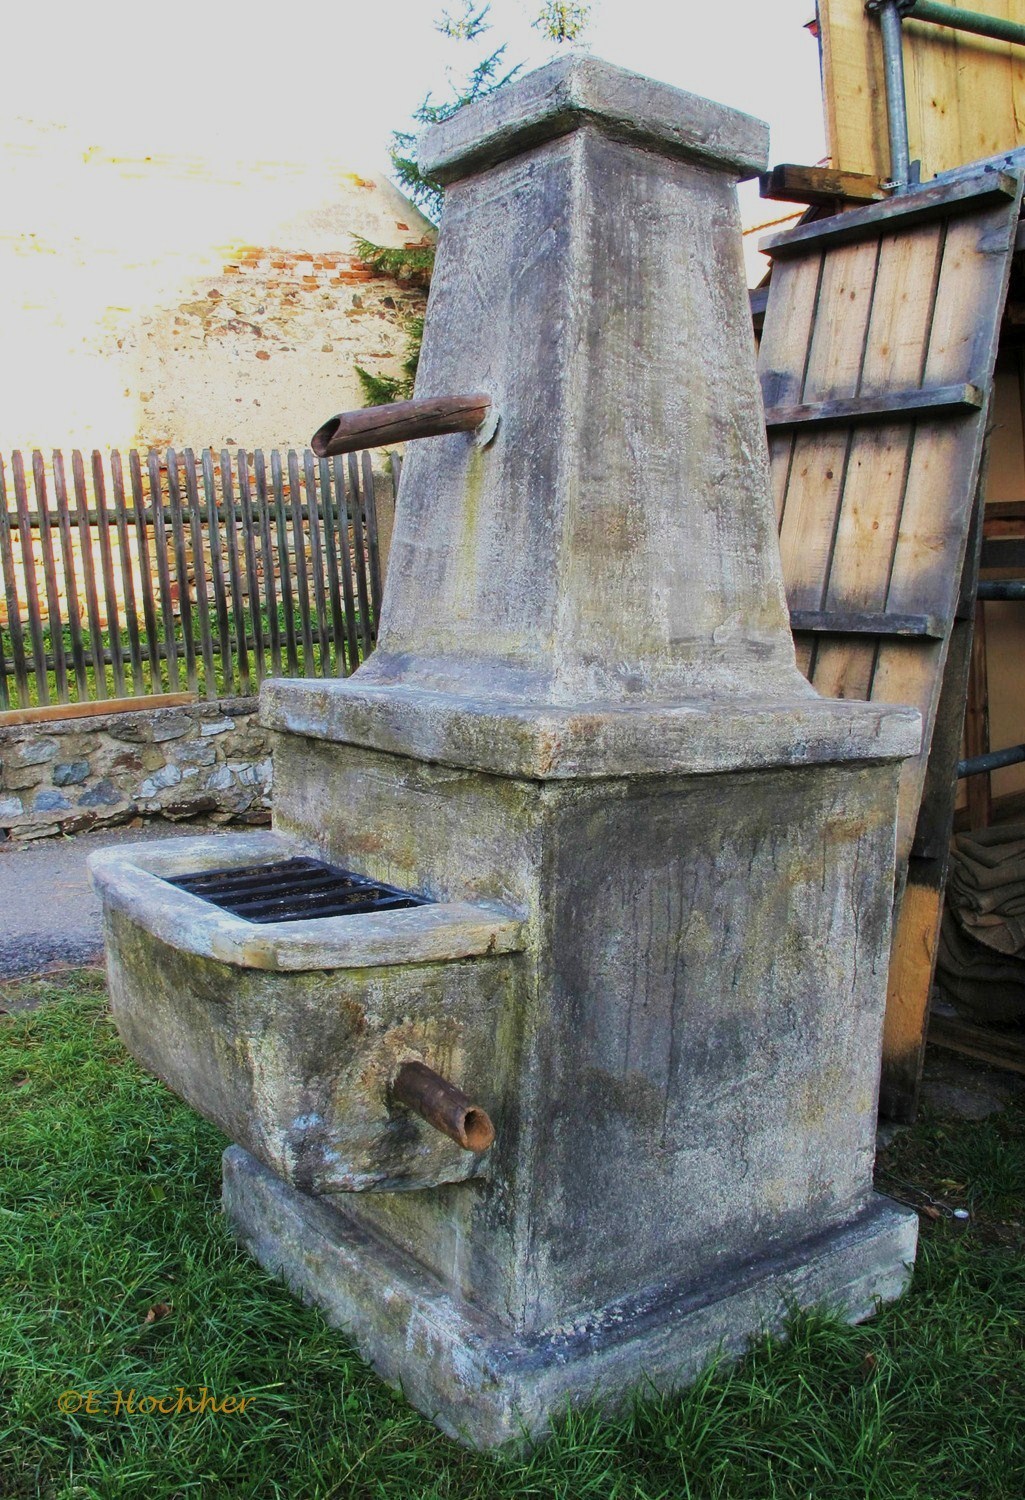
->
813 224 944 699
818 0 890 180
271 450 298 675
168 450 197 693
759 253 824 533
31 451 67 703
287 449 315 676
903 19 966 185
778 435 852 612
91 452 125 698
763 171 1021 1124
72 451 107 699
51 452 87 700
880 877 943 1119
874 195 1021 855
183 450 216 696
361 450 383 628
777 239 882 675
332 455 361 672
237 451 264 683
129 449 161 683
761 173 1017 258
802 238 881 400
0 455 30 705
303 448 330 673
769 429 797 532
148 449 179 691
110 451 144 694
221 450 251 695
347 452 373 658
255 450 283 677
922 207 1018 390
12 452 49 705
818 0 1025 182
318 454 347 675
200 449 232 693
790 609 942 637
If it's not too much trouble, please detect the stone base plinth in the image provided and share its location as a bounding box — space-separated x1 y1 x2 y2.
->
222 1146 918 1451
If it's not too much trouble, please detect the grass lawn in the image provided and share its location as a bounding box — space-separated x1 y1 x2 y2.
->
2 970 1024 1499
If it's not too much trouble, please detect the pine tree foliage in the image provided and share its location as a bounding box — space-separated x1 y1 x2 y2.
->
355 2 591 406
351 237 435 288
355 317 424 406
391 9 521 222
534 1 590 43
437 2 490 40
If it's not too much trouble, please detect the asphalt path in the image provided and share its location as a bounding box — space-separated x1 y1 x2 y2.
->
0 821 222 978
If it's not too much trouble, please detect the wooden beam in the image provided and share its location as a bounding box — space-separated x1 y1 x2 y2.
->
929 1011 1025 1075
789 608 945 638
880 878 944 1120
0 691 198 728
759 163 887 207
761 172 1019 259
964 603 992 828
764 382 984 430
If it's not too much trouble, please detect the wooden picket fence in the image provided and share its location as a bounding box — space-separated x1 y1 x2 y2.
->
0 447 398 713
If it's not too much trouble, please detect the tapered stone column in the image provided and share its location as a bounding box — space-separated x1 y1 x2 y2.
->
232 54 922 1447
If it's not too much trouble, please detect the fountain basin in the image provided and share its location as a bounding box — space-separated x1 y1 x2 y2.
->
89 832 525 1194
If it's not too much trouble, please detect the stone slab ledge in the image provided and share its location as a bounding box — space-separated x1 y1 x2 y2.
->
261 678 923 781
223 1145 918 1451
88 830 525 972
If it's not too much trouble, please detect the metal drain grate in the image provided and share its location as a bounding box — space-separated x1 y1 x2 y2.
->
167 857 430 924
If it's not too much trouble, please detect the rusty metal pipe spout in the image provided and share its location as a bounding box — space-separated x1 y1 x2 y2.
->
311 394 493 457
391 1061 495 1153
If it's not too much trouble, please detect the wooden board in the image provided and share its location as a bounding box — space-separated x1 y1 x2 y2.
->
759 171 1023 1119
928 1010 1025 1073
762 173 1022 871
818 0 1025 182
881 880 944 1114
0 692 197 728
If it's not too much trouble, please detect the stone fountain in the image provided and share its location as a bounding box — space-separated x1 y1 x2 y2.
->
90 54 921 1449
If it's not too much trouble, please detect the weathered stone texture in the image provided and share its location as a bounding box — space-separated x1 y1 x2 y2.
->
90 53 921 1451
272 734 906 1330
224 1146 916 1449
103 901 524 1195
0 698 271 841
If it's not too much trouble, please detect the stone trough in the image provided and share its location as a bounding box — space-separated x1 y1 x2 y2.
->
91 54 922 1449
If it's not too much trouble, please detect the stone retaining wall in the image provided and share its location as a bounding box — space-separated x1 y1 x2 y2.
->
0 698 271 841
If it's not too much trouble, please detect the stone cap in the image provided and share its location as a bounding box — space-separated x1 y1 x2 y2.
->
419 53 770 185
261 678 922 782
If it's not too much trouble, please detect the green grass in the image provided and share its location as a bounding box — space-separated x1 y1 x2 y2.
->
2 972 1024 1499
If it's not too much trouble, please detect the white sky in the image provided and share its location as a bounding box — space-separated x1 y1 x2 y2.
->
3 0 827 179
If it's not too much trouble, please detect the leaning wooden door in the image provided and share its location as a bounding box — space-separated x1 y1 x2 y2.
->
758 163 1024 1118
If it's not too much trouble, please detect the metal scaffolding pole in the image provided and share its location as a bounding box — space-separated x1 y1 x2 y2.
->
904 1 1025 50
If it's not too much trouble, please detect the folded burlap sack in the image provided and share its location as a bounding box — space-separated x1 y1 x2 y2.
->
936 822 1025 1025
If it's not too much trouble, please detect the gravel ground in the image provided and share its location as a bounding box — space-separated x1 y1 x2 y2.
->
0 821 225 978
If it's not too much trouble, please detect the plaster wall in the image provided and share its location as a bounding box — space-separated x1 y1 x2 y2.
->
0 117 431 453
